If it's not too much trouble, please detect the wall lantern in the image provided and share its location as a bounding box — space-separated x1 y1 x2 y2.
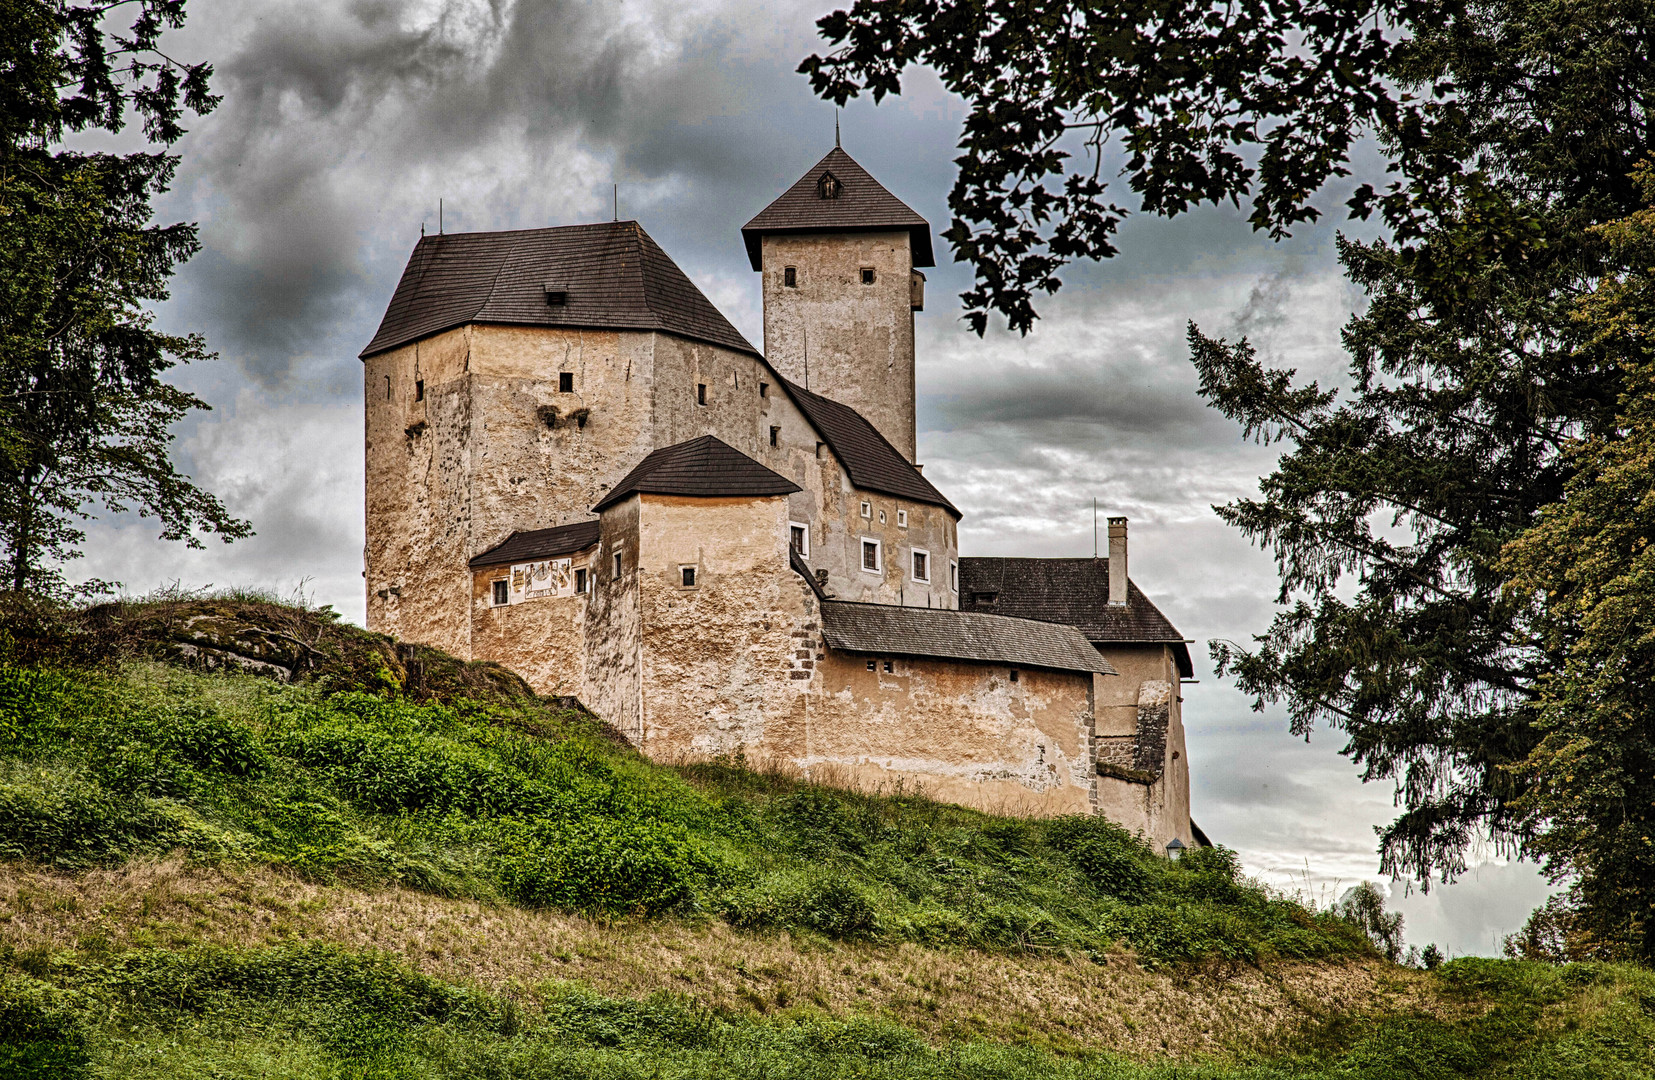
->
1165 837 1187 861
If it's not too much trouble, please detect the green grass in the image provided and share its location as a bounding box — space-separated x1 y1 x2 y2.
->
2 942 1651 1079
0 655 1367 966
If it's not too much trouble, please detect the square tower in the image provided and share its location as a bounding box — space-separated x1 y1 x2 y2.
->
742 147 933 463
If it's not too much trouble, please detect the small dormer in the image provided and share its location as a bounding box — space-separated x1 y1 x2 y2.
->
817 171 842 200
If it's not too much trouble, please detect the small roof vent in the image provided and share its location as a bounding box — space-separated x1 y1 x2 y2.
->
544 282 569 306
816 171 841 200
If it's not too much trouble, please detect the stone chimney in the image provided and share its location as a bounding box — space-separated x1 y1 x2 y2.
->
1108 517 1128 606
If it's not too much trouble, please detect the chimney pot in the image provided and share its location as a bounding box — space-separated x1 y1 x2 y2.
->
1107 516 1128 606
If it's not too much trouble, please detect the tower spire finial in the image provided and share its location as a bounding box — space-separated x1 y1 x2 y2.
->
835 109 840 148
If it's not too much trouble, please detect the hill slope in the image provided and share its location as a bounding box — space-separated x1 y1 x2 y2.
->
1 596 1651 1079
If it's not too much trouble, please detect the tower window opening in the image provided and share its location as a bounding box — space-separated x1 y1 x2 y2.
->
815 441 824 458
790 521 809 557
680 566 697 588
414 380 424 402
384 375 391 400
860 501 872 518
911 549 930 583
559 372 574 393
783 266 797 288
867 660 876 671
883 660 894 674
860 267 876 285
491 580 508 606
770 426 780 447
861 538 882 573
759 381 769 397
1010 669 1019 683
817 172 841 199
575 567 588 594
897 510 907 528
696 383 707 406
614 551 624 577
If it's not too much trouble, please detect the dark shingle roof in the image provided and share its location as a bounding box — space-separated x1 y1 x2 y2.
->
819 601 1118 676
360 221 758 359
957 558 1192 677
741 147 934 270
593 435 801 512
779 377 958 516
470 521 601 570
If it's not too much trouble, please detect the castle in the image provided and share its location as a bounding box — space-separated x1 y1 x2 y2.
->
361 146 1197 847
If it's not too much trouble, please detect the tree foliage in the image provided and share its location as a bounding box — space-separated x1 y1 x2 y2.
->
0 0 248 595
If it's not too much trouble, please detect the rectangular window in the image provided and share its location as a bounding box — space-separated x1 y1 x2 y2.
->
861 267 876 285
783 266 797 288
696 383 707 406
680 566 697 587
491 580 508 606
1010 669 1019 683
911 548 930 583
559 371 574 393
414 379 425 402
867 660 877 671
614 551 624 578
883 660 894 673
770 426 780 447
575 567 588 594
950 560 958 592
815 442 824 458
789 522 810 557
860 501 872 519
897 510 907 528
759 382 769 397
861 538 882 574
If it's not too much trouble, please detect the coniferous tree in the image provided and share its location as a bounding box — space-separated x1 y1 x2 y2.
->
0 0 249 595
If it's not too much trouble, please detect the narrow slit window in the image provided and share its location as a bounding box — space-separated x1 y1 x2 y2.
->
1010 669 1019 683
575 567 588 594
559 372 574 393
783 266 797 288
697 383 707 406
815 441 824 458
614 551 624 578
770 426 780 447
491 580 508 606
385 375 392 400
759 382 769 397
414 380 424 402
950 560 958 592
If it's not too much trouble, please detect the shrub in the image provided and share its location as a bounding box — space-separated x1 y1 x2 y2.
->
1042 815 1154 903
721 870 881 939
495 819 721 915
0 974 90 1080
0 767 182 868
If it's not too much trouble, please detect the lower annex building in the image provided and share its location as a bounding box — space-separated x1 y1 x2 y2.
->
361 145 1199 848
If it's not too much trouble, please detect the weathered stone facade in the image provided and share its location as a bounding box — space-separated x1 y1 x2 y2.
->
361 147 1197 845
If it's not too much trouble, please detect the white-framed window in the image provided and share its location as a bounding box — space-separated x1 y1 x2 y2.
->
897 509 907 528
860 501 872 518
492 580 509 606
860 537 882 574
679 565 697 588
949 559 958 592
575 567 588 594
789 521 810 558
911 548 930 583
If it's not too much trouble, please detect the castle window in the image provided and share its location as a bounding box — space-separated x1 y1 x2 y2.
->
385 375 391 400
697 383 707 406
491 580 508 606
883 660 893 674
414 380 424 402
878 509 886 524
867 660 876 671
770 426 780 447
544 283 568 306
950 559 958 592
860 501 872 518
815 442 824 458
911 548 930 583
1010 669 1019 683
760 382 769 397
559 372 574 393
816 172 841 199
783 266 797 288
897 510 907 528
789 521 809 557
860 267 876 285
614 550 624 578
861 537 882 574
575 567 588 594
680 566 697 588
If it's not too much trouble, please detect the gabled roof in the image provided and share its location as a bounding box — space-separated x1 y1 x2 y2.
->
741 147 934 270
819 601 1119 676
593 435 801 512
360 221 758 359
957 558 1192 677
469 520 600 570
779 377 958 517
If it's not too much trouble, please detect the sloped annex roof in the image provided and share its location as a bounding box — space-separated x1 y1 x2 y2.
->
778 377 958 517
819 601 1118 676
360 221 758 359
593 435 801 512
741 147 934 270
470 520 600 570
957 558 1192 677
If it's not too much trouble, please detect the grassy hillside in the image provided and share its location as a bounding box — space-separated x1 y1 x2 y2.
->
1 596 1652 1078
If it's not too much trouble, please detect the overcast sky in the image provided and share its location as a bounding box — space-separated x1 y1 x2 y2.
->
67 0 1555 955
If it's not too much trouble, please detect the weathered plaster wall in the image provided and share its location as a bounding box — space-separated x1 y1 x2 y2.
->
583 500 644 741
1093 643 1192 849
469 556 592 697
631 494 816 758
363 326 475 656
760 231 917 461
799 653 1097 817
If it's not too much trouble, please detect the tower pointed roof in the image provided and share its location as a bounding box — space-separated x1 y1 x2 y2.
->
740 147 933 270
